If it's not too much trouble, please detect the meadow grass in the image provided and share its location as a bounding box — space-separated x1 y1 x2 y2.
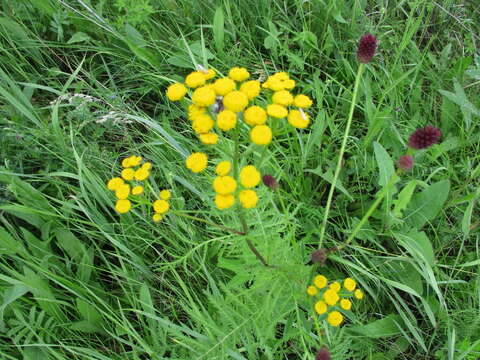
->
0 0 479 359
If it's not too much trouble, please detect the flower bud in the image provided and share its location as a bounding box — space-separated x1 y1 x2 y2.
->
316 347 331 360
262 174 279 190
397 155 414 171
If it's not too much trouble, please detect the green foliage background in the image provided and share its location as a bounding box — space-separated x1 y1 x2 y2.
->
0 0 479 359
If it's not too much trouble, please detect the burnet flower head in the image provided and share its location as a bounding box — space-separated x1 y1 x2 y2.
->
357 34 377 63
408 125 442 149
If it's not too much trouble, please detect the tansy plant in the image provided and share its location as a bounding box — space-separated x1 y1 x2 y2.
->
165 66 313 266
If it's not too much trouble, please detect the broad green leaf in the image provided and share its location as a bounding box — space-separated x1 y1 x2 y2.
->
0 284 29 332
67 32 92 44
404 180 450 229
461 199 475 236
349 314 403 338
393 180 417 218
373 142 395 187
0 226 24 255
393 229 435 267
76 298 102 325
55 228 86 261
305 167 353 200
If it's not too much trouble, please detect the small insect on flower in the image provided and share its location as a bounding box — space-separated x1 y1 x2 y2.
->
408 126 442 150
357 34 377 64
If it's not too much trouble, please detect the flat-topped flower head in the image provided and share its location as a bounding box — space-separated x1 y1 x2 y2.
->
313 275 328 288
185 71 206 88
223 91 249 112
307 285 318 296
192 86 216 107
186 152 208 173
228 67 250 82
214 77 236 95
115 199 131 214
340 299 352 310
217 110 237 131
239 165 261 188
240 80 261 99
357 34 377 63
160 190 171 200
115 183 130 200
213 176 237 195
216 161 232 176
153 199 170 214
215 194 235 209
343 278 356 292
323 289 339 306
272 90 294 106
250 125 272 145
107 177 124 191
354 289 364 300
327 311 343 327
244 106 267 126
166 83 187 101
199 133 218 145
314 300 327 314
132 185 144 195
288 110 310 129
267 104 288 118
294 94 313 108
239 189 258 208
408 125 441 149
121 168 135 181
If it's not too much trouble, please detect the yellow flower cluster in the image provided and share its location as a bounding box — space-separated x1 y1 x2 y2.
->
106 155 151 214
212 162 261 210
152 189 171 222
165 67 313 148
306 275 363 327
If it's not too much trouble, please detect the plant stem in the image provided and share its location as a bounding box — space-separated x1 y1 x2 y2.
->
171 211 245 235
232 120 270 266
338 171 399 251
318 63 365 249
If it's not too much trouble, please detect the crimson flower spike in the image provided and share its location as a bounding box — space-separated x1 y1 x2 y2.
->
398 155 414 171
408 125 442 149
357 34 377 63
316 347 331 360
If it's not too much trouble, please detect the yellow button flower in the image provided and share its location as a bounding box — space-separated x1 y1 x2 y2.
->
228 67 250 81
265 78 285 91
129 156 142 166
329 282 341 292
272 90 294 106
327 311 344 327
199 132 218 145
188 104 206 121
203 69 216 80
192 114 214 134
121 168 135 181
134 168 150 181
223 91 249 112
213 176 237 195
243 106 267 126
307 286 318 296
216 161 231 176
132 185 144 195
153 199 170 214
115 183 130 200
160 190 171 200
215 194 235 210
152 213 163 222
343 278 356 292
185 71 206 88
294 94 313 108
267 104 288 118
186 152 208 173
313 275 328 288
283 79 295 89
354 289 364 300
314 300 328 315
240 80 261 99
217 110 237 131
166 83 187 101
250 125 272 145
192 86 216 107
121 156 134 168
239 189 258 209
107 177 124 191
288 109 310 129
115 199 131 214
141 162 152 171
213 78 236 95
323 289 339 306
239 165 261 188
340 299 352 310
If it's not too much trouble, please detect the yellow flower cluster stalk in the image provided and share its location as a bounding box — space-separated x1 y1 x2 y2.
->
152 190 171 222
307 275 364 327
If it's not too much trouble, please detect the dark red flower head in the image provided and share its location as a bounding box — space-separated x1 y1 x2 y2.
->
262 174 279 190
398 155 414 171
357 34 377 63
408 125 442 149
316 347 331 360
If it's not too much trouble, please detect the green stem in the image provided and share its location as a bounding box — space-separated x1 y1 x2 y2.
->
338 171 399 251
312 311 323 343
171 211 245 235
318 63 365 249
